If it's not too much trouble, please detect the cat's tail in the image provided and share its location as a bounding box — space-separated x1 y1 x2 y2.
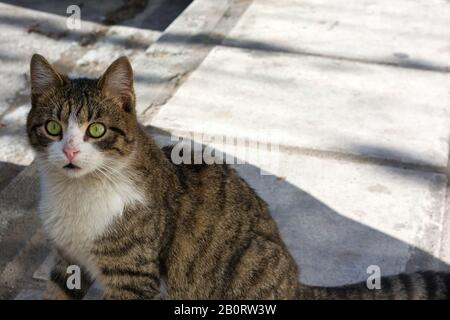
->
298 271 450 300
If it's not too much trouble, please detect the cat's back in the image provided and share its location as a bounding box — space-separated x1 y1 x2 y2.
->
159 145 300 299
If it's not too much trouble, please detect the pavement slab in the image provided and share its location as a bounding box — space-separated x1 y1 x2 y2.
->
225 0 450 71
149 46 450 167
149 0 450 168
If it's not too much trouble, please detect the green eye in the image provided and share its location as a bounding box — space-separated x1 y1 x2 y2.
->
88 123 106 138
46 120 62 136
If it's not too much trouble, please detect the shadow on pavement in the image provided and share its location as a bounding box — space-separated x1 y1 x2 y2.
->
0 160 25 190
0 0 193 31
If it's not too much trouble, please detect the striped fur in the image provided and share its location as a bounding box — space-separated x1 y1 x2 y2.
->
27 54 450 300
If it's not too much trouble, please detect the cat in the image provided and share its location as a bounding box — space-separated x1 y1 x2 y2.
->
27 54 450 300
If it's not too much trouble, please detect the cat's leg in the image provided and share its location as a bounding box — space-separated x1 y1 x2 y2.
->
93 234 162 300
43 252 93 300
91 202 167 300
95 253 161 299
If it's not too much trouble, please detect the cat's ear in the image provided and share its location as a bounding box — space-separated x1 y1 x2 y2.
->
98 56 134 100
30 54 65 94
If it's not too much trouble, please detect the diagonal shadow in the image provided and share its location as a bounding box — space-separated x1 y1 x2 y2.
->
0 160 25 191
0 0 193 31
155 32 450 73
348 143 449 181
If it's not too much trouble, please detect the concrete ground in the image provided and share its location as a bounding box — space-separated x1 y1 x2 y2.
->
0 0 449 299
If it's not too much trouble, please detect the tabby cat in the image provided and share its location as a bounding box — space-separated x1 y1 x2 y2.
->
27 54 450 299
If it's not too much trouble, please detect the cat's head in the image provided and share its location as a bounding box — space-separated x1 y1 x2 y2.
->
27 54 138 178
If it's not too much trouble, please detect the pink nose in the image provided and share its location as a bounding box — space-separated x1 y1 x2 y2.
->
63 147 80 162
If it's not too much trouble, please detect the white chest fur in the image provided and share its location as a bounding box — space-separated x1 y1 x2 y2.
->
39 172 144 277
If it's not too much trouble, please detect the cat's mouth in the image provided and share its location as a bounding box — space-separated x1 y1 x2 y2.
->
63 163 81 170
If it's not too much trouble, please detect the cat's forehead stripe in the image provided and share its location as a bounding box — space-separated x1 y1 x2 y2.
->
74 96 90 124
59 101 71 123
59 94 92 125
